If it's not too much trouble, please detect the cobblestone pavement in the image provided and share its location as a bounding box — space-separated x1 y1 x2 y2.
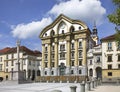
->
0 81 120 92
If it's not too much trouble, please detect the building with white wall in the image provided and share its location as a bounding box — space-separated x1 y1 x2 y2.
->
0 46 42 81
39 14 93 78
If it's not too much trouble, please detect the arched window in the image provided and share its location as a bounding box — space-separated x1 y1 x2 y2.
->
79 70 82 74
71 70 74 74
62 30 64 34
51 30 55 36
45 71 47 75
70 26 75 32
37 70 41 76
51 71 54 75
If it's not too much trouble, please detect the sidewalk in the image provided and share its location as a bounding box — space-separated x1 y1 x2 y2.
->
90 84 120 92
0 82 119 92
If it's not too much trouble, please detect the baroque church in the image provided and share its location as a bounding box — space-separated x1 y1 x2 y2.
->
39 14 99 80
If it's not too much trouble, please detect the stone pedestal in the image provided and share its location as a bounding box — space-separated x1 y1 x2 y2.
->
70 86 77 92
86 81 91 91
92 81 94 88
80 83 85 92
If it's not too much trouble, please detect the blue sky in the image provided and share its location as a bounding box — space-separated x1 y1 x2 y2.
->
0 0 116 51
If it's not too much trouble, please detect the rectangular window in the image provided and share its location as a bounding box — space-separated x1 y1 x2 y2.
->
52 54 54 60
45 47 48 52
97 57 100 62
79 70 82 74
118 64 120 69
6 68 8 72
108 64 112 69
11 60 14 66
118 55 120 61
45 54 48 60
51 62 54 67
108 42 112 50
6 55 8 59
45 62 48 68
0 64 2 71
108 55 112 62
79 59 82 66
79 50 82 58
71 60 74 66
6 62 8 67
90 60 92 65
52 46 54 51
0 57 2 62
108 72 112 76
79 42 82 48
60 52 65 60
60 44 65 51
71 51 74 59
71 43 74 49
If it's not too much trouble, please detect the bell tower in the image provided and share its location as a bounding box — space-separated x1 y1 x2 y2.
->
92 21 99 45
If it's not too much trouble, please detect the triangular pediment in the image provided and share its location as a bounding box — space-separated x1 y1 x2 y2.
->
39 14 89 38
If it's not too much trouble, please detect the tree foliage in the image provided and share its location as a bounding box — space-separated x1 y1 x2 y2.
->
108 0 120 42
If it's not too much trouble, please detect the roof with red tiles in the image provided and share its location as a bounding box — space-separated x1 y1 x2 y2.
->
0 46 41 56
100 34 116 42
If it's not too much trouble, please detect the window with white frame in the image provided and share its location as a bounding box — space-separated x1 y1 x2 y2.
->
0 64 2 71
0 57 2 62
60 52 65 60
60 44 65 51
97 57 100 62
71 43 74 49
71 51 74 59
79 50 82 58
108 42 112 50
79 41 82 48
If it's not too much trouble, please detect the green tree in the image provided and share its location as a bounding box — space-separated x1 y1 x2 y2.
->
108 0 120 43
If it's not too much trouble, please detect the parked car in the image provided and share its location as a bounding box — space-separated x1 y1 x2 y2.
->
0 77 3 81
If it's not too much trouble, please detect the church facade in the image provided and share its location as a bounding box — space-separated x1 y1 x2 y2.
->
39 14 95 77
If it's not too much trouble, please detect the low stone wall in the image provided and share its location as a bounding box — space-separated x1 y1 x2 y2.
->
35 76 86 83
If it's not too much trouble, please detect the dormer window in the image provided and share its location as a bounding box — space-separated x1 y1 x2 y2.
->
70 26 75 32
79 26 81 30
52 31 55 36
45 33 47 36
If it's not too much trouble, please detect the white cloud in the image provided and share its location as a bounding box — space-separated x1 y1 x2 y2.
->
11 17 52 39
48 0 106 25
11 0 106 39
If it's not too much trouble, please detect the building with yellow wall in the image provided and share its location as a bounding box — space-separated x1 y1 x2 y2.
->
101 34 120 82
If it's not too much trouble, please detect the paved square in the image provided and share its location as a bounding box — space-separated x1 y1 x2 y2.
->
0 81 120 92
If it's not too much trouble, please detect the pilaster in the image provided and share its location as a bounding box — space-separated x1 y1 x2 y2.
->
82 38 87 66
41 44 45 68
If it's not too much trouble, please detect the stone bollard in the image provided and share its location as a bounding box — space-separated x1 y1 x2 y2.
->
86 81 91 91
51 90 62 92
95 80 97 87
80 82 85 92
70 86 77 92
91 81 94 88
